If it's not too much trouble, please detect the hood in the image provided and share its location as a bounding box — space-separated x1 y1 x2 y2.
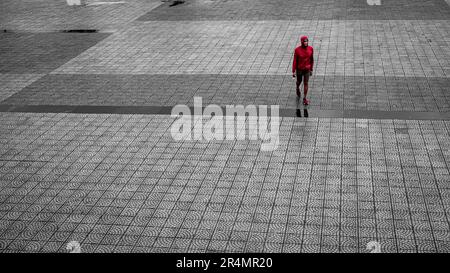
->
300 36 309 46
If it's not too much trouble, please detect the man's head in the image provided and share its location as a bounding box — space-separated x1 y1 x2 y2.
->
300 36 309 47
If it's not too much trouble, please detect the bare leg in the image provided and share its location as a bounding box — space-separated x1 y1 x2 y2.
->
303 72 310 98
296 72 302 96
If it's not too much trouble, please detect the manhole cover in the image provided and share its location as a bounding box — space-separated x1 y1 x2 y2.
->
169 0 185 7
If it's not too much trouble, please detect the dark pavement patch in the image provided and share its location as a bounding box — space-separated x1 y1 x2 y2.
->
0 32 110 73
2 74 449 113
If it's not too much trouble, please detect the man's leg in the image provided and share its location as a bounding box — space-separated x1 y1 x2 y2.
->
303 71 310 105
303 71 310 97
296 71 302 97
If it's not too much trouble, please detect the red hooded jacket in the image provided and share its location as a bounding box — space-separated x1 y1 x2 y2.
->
292 36 314 73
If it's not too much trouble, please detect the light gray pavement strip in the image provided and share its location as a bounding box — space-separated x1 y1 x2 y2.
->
52 20 450 77
0 113 449 253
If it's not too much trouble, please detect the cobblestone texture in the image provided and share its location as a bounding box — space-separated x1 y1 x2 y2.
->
0 32 110 74
137 0 450 21
0 74 44 102
52 21 450 77
0 113 449 253
0 0 162 32
0 0 449 253
2 74 449 112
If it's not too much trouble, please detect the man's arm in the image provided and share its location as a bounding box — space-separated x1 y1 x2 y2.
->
310 48 314 72
292 49 297 77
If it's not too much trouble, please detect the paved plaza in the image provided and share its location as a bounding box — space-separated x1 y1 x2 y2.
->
0 0 449 253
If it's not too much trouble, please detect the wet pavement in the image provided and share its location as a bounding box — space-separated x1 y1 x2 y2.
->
0 0 449 253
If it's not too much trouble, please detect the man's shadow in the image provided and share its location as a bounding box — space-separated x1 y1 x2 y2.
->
295 97 308 118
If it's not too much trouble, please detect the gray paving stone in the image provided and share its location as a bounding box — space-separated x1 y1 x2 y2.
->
0 74 44 102
1 0 449 254
0 113 448 252
51 20 450 77
0 32 110 74
137 0 450 21
3 74 449 112
0 0 163 32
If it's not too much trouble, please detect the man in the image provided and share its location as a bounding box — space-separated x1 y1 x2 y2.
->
292 36 314 105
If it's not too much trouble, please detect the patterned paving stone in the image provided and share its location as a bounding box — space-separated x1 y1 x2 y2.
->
51 21 450 77
137 0 450 21
0 113 448 252
0 32 110 74
0 74 44 102
1 0 449 254
3 74 449 112
0 0 163 32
